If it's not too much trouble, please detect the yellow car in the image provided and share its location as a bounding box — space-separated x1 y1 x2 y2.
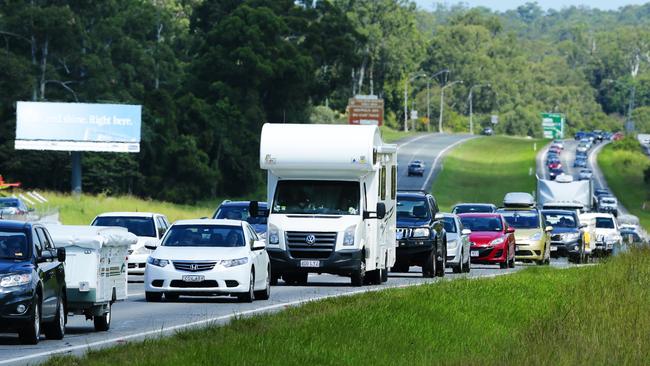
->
497 193 552 265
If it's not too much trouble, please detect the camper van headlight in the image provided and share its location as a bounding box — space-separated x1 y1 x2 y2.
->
268 224 280 245
0 273 31 288
343 225 356 246
147 257 169 268
529 232 542 241
412 228 430 238
562 233 580 242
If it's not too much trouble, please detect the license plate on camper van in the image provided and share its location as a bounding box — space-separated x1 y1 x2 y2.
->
300 260 320 268
182 275 205 282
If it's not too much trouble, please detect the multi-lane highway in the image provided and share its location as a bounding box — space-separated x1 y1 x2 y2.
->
0 133 572 366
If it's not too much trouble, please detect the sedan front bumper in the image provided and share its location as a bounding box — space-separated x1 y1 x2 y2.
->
144 262 252 295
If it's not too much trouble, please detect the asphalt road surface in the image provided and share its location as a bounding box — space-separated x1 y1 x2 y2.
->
1 133 572 366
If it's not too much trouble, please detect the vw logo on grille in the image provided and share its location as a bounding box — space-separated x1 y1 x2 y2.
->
190 264 198 271
305 234 316 245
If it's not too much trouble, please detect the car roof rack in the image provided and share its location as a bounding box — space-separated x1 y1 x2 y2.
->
397 190 429 194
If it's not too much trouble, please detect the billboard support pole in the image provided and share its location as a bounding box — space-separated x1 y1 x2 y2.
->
71 151 82 194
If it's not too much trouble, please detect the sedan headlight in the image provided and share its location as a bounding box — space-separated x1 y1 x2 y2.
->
490 237 505 245
0 273 32 288
412 228 430 238
343 225 356 246
147 257 169 267
562 233 580 242
447 239 458 249
529 232 542 241
218 257 249 268
268 224 280 245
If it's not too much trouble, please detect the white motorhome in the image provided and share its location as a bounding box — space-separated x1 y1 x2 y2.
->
537 174 593 213
257 123 397 286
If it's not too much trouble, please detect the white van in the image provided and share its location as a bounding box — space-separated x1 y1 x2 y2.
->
257 123 397 286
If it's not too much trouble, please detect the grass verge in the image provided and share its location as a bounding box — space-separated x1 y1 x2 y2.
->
47 249 650 365
380 125 420 143
32 191 216 225
598 142 650 231
432 136 542 211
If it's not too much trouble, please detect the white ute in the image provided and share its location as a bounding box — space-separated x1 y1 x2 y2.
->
256 123 398 286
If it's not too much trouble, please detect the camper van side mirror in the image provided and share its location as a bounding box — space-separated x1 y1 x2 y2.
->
249 201 269 218
376 203 386 219
56 248 66 263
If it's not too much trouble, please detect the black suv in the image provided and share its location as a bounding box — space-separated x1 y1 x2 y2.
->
393 191 446 277
542 210 586 263
0 221 66 344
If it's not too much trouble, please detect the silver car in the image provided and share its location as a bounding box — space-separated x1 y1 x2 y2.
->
579 169 593 180
442 213 472 273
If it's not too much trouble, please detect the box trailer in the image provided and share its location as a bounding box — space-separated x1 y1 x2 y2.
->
47 225 136 331
258 123 397 286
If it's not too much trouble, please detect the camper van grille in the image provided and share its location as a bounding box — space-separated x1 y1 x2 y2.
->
173 261 217 272
286 232 337 259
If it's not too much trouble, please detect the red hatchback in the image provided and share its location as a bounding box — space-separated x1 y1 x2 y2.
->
458 213 516 269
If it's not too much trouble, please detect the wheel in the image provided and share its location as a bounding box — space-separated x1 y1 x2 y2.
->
94 303 111 331
145 291 162 302
509 252 516 268
254 267 271 300
270 273 280 286
164 293 179 301
422 250 435 278
283 273 308 286
237 271 255 303
44 296 65 340
351 260 366 286
435 243 446 277
391 261 409 273
18 294 40 345
452 263 462 274
464 255 472 273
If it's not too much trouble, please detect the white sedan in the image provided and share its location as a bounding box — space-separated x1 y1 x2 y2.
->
144 219 270 302
441 213 472 273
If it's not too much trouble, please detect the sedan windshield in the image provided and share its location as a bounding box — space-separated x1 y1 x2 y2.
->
162 225 245 247
453 205 494 214
499 210 540 229
459 216 503 232
397 197 429 219
595 218 615 229
92 217 156 237
543 213 577 228
0 232 29 259
273 180 360 215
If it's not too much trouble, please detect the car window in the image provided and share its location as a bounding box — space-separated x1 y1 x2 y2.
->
93 216 157 237
0 231 29 260
442 217 457 233
162 225 245 247
595 217 615 229
32 229 43 256
36 228 54 250
459 216 503 232
543 213 577 228
396 197 430 219
498 210 540 229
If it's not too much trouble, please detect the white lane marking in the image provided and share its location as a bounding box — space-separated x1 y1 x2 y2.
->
421 136 476 191
396 133 433 150
0 270 516 366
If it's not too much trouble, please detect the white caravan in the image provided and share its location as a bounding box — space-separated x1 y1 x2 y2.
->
257 123 397 286
537 174 593 213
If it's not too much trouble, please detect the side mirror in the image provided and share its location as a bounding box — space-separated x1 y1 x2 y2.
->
545 226 553 232
144 241 159 251
37 250 54 263
579 223 588 229
376 203 386 220
157 227 166 238
252 240 266 251
461 229 471 235
434 213 444 221
56 248 66 262
506 227 515 233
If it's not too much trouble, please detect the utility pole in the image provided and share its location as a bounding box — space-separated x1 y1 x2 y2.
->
439 80 463 134
425 69 449 133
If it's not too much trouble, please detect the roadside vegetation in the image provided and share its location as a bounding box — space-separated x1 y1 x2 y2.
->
47 249 650 365
599 138 650 230
32 192 216 225
432 136 541 211
380 125 419 143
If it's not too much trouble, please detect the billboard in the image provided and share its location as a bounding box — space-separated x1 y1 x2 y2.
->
348 96 384 126
541 113 564 139
15 101 142 152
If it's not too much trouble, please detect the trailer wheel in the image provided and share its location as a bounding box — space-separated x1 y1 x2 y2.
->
94 303 111 331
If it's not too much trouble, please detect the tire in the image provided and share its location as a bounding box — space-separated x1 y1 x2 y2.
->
18 294 40 345
351 260 366 286
254 267 271 300
366 268 382 285
422 250 435 278
283 273 308 286
509 253 516 268
464 255 472 273
164 293 179 301
452 263 462 274
145 291 162 302
391 261 409 273
435 242 446 277
381 266 388 282
237 271 255 303
94 303 111 331
44 296 65 340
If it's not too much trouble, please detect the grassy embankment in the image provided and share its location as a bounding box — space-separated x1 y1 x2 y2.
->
380 125 419 143
599 141 650 231
48 249 650 365
432 136 543 211
32 192 216 225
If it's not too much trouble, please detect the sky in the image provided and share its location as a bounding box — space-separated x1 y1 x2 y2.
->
414 0 649 12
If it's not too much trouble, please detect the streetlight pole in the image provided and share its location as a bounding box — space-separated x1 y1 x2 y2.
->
404 71 427 132
425 69 449 132
468 83 490 135
439 80 463 133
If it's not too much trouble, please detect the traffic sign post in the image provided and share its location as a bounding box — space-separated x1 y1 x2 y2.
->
541 113 564 139
347 96 384 126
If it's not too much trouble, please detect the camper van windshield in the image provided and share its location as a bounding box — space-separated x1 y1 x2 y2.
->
273 180 360 215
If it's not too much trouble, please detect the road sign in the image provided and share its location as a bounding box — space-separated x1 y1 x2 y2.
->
491 115 498 124
410 110 418 120
347 96 384 126
541 113 564 139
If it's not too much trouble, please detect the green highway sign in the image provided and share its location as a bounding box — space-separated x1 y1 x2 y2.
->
541 113 564 139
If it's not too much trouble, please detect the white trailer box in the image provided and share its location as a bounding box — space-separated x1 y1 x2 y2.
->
259 123 397 286
537 175 593 212
47 225 136 330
